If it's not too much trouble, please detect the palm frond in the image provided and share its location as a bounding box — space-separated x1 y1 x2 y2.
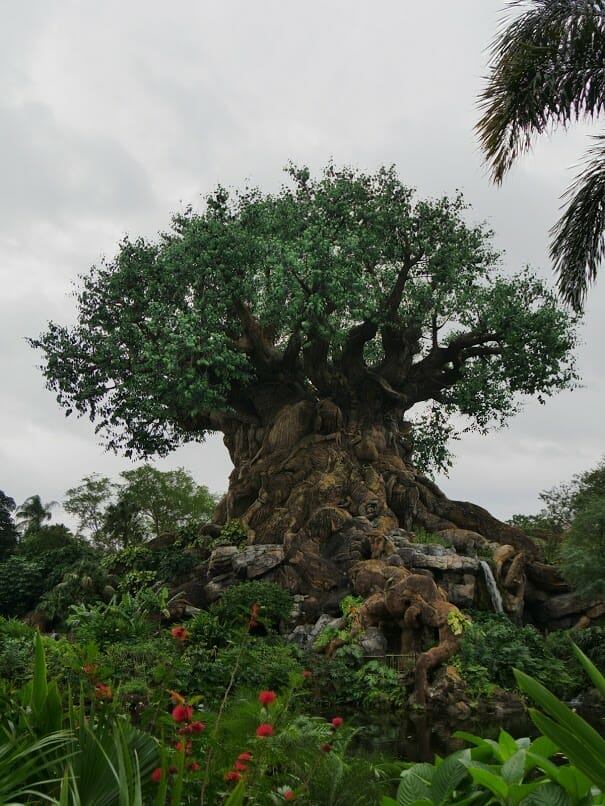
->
477 0 605 182
551 133 605 309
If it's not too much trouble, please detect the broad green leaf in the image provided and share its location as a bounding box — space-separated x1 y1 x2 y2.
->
507 780 550 805
515 669 605 763
501 749 526 785
464 763 508 799
516 781 571 806
530 710 605 790
498 729 520 760
432 750 471 803
397 764 435 806
572 643 605 699
556 766 593 800
224 778 247 806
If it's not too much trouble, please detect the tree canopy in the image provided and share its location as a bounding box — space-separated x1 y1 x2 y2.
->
477 0 605 310
33 164 579 472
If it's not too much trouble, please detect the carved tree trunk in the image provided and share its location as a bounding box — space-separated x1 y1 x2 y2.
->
217 398 536 704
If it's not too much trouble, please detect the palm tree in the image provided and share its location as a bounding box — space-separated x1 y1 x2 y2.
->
477 0 605 311
16 494 56 535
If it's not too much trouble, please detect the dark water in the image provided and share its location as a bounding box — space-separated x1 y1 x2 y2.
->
348 705 605 763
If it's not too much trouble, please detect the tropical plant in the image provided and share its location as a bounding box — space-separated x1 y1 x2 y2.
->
477 0 605 310
16 494 56 535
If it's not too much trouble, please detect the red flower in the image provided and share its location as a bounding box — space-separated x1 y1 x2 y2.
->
171 626 189 642
255 723 274 737
321 743 332 752
188 762 201 771
190 721 205 733
151 767 163 783
95 683 112 699
224 771 241 782
172 704 194 723
331 717 343 728
302 670 312 678
175 741 192 754
238 752 253 761
258 690 277 706
284 791 295 801
249 602 261 627
234 761 248 771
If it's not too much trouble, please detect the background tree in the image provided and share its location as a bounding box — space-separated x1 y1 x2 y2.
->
0 491 18 561
64 474 116 542
32 165 578 586
119 464 216 538
477 0 605 310
100 495 145 551
559 496 605 597
16 495 56 536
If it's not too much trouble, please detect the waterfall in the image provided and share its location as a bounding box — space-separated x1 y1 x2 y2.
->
479 560 504 613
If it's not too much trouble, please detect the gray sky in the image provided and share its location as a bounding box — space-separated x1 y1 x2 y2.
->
1 1 604 525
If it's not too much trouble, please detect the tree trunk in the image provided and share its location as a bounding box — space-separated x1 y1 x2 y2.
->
217 398 537 704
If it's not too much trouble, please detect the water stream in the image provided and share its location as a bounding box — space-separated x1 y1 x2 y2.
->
480 560 504 613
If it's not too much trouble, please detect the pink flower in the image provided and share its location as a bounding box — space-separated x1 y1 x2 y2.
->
258 690 277 706
256 723 274 738
190 721 205 733
151 767 163 783
224 771 241 782
234 761 248 771
284 790 295 801
238 752 253 761
172 704 194 723
331 717 343 728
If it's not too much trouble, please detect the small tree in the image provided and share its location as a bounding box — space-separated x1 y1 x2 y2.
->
64 474 117 542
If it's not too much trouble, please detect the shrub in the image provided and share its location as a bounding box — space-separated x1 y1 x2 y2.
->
216 581 294 632
455 611 579 698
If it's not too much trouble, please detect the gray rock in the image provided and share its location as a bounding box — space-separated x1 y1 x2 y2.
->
208 546 239 576
358 626 387 657
232 544 285 579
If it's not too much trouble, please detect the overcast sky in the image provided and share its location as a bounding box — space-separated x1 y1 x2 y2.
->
2 1 604 526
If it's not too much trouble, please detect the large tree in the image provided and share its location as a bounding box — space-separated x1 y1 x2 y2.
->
33 165 577 561
477 0 605 310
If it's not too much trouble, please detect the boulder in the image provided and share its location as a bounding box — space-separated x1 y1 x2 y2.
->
232 544 285 579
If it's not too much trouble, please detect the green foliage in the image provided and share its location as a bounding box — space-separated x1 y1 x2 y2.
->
455 612 580 698
15 494 56 535
64 473 117 542
66 593 156 647
353 660 406 709
219 518 248 546
118 464 216 538
477 0 605 309
0 555 49 617
446 610 471 637
412 528 453 548
33 164 578 472
559 495 605 598
0 490 18 560
216 581 294 632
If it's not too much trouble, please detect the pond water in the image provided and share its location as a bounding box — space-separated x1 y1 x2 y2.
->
348 704 605 763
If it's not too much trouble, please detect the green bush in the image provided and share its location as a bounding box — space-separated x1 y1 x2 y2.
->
455 612 580 698
66 593 156 647
216 580 294 631
0 556 48 617
559 496 605 598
